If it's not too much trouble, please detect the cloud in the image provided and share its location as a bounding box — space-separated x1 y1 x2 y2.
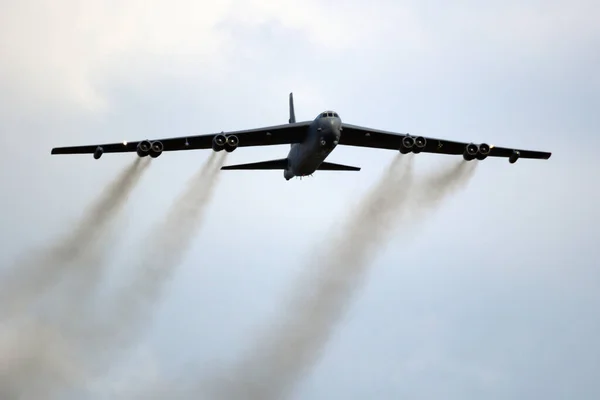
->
0 0 233 113
5 0 596 116
1 0 420 114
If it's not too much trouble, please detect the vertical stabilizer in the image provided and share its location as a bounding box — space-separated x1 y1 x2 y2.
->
289 92 296 148
288 92 296 124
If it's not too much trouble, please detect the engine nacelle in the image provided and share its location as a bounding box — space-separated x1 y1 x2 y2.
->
137 140 152 157
399 135 414 154
475 143 490 160
149 141 164 158
509 150 520 164
225 135 239 153
212 134 227 152
93 146 103 160
463 143 478 161
412 136 426 154
478 143 491 155
414 136 426 148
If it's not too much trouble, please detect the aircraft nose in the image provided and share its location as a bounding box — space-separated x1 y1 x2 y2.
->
329 118 341 134
328 118 341 144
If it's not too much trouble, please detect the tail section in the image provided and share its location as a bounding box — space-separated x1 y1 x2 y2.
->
288 92 296 124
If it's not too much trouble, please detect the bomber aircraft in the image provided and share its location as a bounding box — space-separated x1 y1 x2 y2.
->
51 93 551 180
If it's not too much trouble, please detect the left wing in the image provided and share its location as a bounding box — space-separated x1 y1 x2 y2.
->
51 122 311 158
339 123 551 163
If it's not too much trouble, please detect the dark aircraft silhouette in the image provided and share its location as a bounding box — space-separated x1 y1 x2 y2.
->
51 93 551 180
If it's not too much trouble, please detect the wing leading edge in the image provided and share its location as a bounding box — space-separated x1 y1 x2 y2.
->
50 122 311 158
339 123 551 163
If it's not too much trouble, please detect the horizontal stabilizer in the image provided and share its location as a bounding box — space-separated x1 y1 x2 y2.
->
316 161 360 171
221 159 360 171
221 159 288 170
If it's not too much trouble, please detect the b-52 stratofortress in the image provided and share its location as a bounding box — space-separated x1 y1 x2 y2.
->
51 93 552 180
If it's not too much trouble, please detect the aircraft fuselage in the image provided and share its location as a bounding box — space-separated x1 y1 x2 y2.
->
284 111 342 180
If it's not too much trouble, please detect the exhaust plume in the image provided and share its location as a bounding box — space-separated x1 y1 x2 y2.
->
86 152 226 365
0 317 85 400
0 157 150 321
10 152 226 395
0 158 150 398
208 155 478 400
410 159 478 216
0 152 227 397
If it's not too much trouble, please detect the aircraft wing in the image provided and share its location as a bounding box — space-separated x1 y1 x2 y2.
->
339 123 552 162
51 122 311 157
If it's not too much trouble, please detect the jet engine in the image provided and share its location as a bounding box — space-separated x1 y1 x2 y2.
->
150 141 164 158
93 146 103 160
413 136 426 154
212 134 227 151
225 135 239 152
463 143 478 161
509 150 520 164
137 140 152 157
478 143 491 155
399 135 414 154
476 143 491 160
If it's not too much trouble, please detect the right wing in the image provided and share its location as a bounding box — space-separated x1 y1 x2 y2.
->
51 122 311 157
339 123 552 162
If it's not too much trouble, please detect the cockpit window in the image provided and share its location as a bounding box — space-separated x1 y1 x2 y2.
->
320 111 339 118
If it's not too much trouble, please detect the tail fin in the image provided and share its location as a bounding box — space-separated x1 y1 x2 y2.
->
288 92 296 124
289 92 296 148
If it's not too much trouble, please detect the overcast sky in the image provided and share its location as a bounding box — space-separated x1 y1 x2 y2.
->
1 0 599 399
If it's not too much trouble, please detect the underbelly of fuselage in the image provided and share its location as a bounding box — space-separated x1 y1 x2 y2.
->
290 140 337 177
296 148 333 175
285 121 341 180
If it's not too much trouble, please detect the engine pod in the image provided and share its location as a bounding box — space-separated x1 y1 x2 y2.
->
465 143 478 155
212 134 227 151
225 135 239 152
150 141 164 158
463 143 478 161
93 146 103 159
478 143 491 155
399 135 414 153
137 140 152 157
151 141 164 153
226 135 239 147
414 136 426 148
